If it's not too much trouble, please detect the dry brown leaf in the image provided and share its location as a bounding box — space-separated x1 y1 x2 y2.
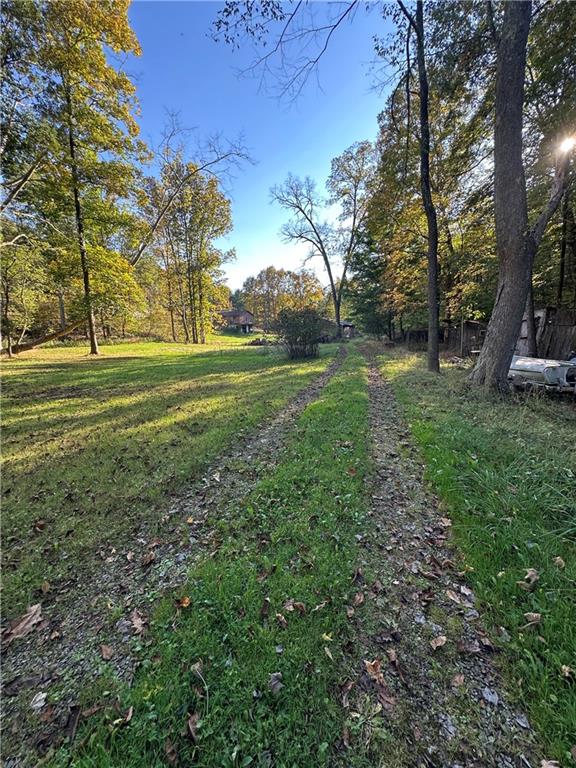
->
293 601 306 615
41 581 51 594
311 600 328 612
540 761 561 768
517 568 540 592
178 596 191 609
446 589 461 605
260 597 271 619
439 517 452 527
100 644 114 660
364 658 383 682
275 613 288 629
283 598 295 612
523 612 541 625
3 604 42 644
165 739 178 766
430 635 447 650
386 648 398 664
129 609 147 635
553 556 565 569
141 551 155 568
341 679 354 708
324 645 334 662
187 711 200 742
560 665 574 679
346 606 355 619
353 592 365 607
452 673 465 687
186 516 194 525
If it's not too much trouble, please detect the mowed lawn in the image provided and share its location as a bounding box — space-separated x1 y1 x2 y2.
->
381 352 576 764
1 337 336 616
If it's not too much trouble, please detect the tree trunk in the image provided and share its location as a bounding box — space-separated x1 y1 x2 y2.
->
468 2 532 391
65 84 99 355
398 0 440 371
525 282 538 357
414 1 440 373
7 319 85 354
557 192 569 307
58 290 67 330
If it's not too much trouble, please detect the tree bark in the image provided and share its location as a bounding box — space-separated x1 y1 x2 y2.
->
525 282 538 357
468 2 532 391
557 192 569 307
65 84 99 355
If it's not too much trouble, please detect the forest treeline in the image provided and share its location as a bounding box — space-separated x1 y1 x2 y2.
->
2 0 576 391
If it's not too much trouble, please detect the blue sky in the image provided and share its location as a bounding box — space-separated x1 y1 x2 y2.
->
128 1 391 290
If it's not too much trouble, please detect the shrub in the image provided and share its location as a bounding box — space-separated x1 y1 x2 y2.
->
277 307 322 359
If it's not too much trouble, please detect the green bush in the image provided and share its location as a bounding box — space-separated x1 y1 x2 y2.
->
277 307 323 359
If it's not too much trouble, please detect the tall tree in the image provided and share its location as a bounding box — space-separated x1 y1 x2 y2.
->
468 1 573 390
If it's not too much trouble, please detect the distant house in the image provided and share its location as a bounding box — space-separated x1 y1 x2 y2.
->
220 309 254 333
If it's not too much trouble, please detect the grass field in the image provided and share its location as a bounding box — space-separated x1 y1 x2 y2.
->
1 337 336 616
51 346 370 767
381 352 576 765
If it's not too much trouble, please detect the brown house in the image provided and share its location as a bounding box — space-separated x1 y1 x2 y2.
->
220 309 254 333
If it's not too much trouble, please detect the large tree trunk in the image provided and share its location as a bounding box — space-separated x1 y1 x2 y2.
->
468 2 532 391
65 85 99 356
414 1 440 373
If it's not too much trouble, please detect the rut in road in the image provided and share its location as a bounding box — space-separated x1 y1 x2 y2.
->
337 346 541 768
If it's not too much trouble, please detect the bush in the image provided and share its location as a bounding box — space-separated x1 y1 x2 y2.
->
277 308 322 359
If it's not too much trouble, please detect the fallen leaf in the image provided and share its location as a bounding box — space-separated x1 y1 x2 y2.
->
30 692 47 711
275 613 288 629
268 672 284 694
446 589 461 605
283 598 295 612
178 596 191 609
352 568 365 585
341 679 354 708
293 601 306 615
553 556 565 570
457 639 481 654
523 612 541 625
126 551 134 562
311 600 328 612
260 597 271 619
439 517 452 527
386 648 398 664
186 516 194 525
165 739 178 766
41 581 51 594
516 568 539 592
540 761 561 767
452 674 465 687
100 644 114 660
187 712 200 743
430 635 447 651
364 658 383 682
353 592 365 607
33 519 47 532
3 604 42 644
561 665 574 679
129 609 147 635
376 681 396 710
324 645 334 662
141 551 155 568
371 579 384 594
346 606 355 619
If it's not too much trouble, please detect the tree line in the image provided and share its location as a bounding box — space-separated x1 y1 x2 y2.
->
215 0 576 391
1 0 244 355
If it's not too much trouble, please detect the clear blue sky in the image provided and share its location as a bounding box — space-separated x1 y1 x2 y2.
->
128 1 391 290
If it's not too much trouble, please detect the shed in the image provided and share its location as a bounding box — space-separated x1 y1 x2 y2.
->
220 309 254 334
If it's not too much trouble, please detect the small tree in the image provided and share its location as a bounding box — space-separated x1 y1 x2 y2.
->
277 307 322 360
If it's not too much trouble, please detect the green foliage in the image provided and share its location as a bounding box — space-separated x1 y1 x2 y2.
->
277 307 323 359
383 352 576 765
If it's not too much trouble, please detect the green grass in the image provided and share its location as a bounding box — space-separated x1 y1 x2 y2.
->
380 351 576 766
51 347 370 768
1 337 337 615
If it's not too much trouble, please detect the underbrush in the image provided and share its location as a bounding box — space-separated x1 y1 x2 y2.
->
381 352 576 765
